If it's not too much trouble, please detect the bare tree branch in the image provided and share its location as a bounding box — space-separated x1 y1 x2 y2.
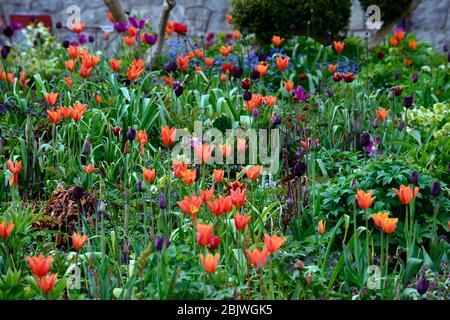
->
147 0 177 70
103 0 127 22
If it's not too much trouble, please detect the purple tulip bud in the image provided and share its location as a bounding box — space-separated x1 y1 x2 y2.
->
158 194 167 209
360 132 371 148
416 277 429 295
155 235 165 251
296 149 304 158
114 21 128 33
3 26 14 38
251 69 260 80
430 181 441 198
412 72 419 83
257 53 267 62
174 83 184 97
290 23 298 32
62 40 70 48
164 60 177 73
127 128 136 141
82 139 91 154
232 66 243 78
252 108 260 117
56 22 63 29
286 197 294 206
273 114 281 126
398 120 404 131
136 180 143 192
294 86 312 102
78 34 87 44
394 71 399 81
403 96 413 108
293 161 306 177
393 86 403 96
70 41 79 47
409 171 419 185
88 35 95 43
243 90 252 101
143 33 158 45
1 45 11 59
326 88 334 97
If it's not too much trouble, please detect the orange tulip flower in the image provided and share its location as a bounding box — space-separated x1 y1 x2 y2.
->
213 169 224 183
197 223 213 247
355 189 376 209
163 75 174 87
26 254 53 278
264 95 277 107
246 248 268 269
109 59 121 71
226 15 233 24
300 138 319 151
83 164 95 174
200 189 214 204
245 165 262 180
37 273 58 293
181 169 197 185
219 46 232 57
381 217 398 234
177 55 190 72
7 160 22 187
79 65 92 78
394 29 405 42
44 92 58 106
161 126 177 146
67 45 79 59
173 160 188 177
219 73 227 81
264 234 287 255
72 232 88 251
106 12 115 23
127 59 144 81
47 109 61 124
72 22 85 34
328 64 337 73
221 143 232 158
376 109 388 122
200 252 220 273
271 35 284 47
408 39 417 50
208 197 224 217
284 80 294 92
58 106 72 119
234 212 250 231
63 76 73 86
318 219 326 235
95 94 102 104
371 212 390 229
123 36 135 46
204 57 215 67
230 188 247 208
0 219 14 239
143 168 156 183
333 41 345 54
237 138 248 153
194 143 214 164
177 195 203 216
65 60 75 72
136 129 148 146
256 61 269 77
232 30 241 39
275 56 289 71
392 185 419 205
194 49 204 60
389 37 399 47
127 26 138 37
222 196 234 213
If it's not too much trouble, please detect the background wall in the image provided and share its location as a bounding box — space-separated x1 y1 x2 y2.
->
0 0 448 49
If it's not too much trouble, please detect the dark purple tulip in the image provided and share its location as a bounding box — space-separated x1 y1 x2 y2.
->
164 237 171 248
273 114 281 126
296 149 305 158
403 96 413 108
251 69 260 80
371 118 380 128
393 71 399 81
174 83 184 97
143 33 157 45
62 40 70 48
136 180 143 192
444 44 448 52
232 66 243 78
3 26 14 38
430 181 441 198
409 171 419 184
398 120 404 131
56 22 63 29
164 60 177 73
293 161 306 177
294 86 312 102
257 52 267 62
155 235 164 251
88 35 95 43
412 72 419 83
416 277 429 295
79 34 87 44
326 88 334 97
114 21 128 33
1 45 11 59
127 128 136 141
393 86 403 96
290 23 298 32
70 41 79 47
360 133 371 148
243 90 252 101
158 194 167 209
286 197 294 206
252 108 260 117
82 139 91 154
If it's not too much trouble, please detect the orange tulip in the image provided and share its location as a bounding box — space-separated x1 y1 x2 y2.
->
392 185 419 205
200 188 214 204
72 232 87 251
221 143 232 158
328 64 337 73
300 138 319 151
381 217 398 234
95 94 102 104
275 56 289 71
143 168 156 183
163 75 174 87
37 273 58 293
109 59 121 71
234 212 250 231
7 160 22 187
177 55 190 72
47 109 61 125
284 80 294 92
194 143 214 164
44 92 58 106
197 223 213 247
173 160 188 177
208 197 224 217
26 255 53 278
245 165 262 180
127 58 144 81
181 169 197 185
264 235 287 254
123 36 135 46
204 57 215 67
65 60 75 72
333 41 345 54
213 169 224 183
232 30 241 39
389 37 399 47
200 252 220 273
408 39 417 50
0 220 14 239
222 196 234 213
394 29 405 42
106 12 115 23
162 126 177 146
264 95 277 107
237 138 247 153
136 129 148 146
194 49 204 60
371 212 390 229
67 45 79 59
226 15 233 24
271 35 284 47
219 45 232 57
127 26 138 37
63 76 73 86
177 195 203 216
246 248 268 269
219 73 227 81
83 164 95 174
318 219 326 235
355 189 376 209
79 65 92 78
230 188 247 208
256 61 269 77
58 106 72 119
376 109 388 122
72 22 85 34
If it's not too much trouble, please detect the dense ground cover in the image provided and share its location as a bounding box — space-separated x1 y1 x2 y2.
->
0 15 449 300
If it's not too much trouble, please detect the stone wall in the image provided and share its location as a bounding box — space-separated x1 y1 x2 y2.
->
0 0 448 49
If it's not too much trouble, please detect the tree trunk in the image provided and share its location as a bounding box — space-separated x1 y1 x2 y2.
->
146 0 177 70
368 0 422 49
103 0 127 22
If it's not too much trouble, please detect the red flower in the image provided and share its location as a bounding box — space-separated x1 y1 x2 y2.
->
197 223 213 247
0 219 14 239
26 255 53 278
173 23 188 35
6 160 22 187
37 273 58 293
72 232 88 251
234 212 250 231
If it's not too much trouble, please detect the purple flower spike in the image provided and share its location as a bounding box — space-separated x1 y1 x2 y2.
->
294 86 312 102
